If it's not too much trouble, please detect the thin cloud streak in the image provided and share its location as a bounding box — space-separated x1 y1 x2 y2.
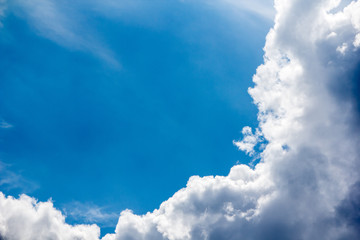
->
7 0 120 68
0 0 6 27
2 0 274 68
0 120 12 129
0 162 38 194
63 201 119 228
220 0 275 20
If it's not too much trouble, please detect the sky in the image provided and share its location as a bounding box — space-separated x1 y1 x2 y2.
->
1 0 360 240
0 0 273 233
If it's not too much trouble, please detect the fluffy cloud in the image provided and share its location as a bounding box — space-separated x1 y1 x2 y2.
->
233 126 263 156
1 0 360 239
0 193 100 240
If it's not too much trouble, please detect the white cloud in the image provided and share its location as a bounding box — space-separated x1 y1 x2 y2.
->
337 42 348 54
233 126 263 156
0 193 100 240
354 33 360 47
1 0 360 239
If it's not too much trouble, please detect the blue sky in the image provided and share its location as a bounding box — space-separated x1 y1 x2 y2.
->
0 0 273 233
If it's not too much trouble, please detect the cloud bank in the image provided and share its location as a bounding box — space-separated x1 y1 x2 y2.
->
1 0 360 239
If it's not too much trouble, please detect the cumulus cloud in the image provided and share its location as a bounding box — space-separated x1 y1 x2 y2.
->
0 193 100 240
1 0 360 239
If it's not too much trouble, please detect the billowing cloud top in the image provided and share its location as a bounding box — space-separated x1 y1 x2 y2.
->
1 0 360 239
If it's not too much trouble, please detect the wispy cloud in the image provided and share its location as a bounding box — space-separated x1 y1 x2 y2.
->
0 0 6 27
0 119 13 129
8 0 120 68
63 201 119 228
3 0 274 68
217 0 275 20
0 161 38 193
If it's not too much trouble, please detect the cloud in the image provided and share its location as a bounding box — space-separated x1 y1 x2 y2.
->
62 202 119 228
0 193 100 240
217 0 275 20
7 0 120 68
0 162 38 194
1 0 273 68
336 181 360 238
0 120 12 129
0 0 6 27
0 0 360 239
233 126 263 157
